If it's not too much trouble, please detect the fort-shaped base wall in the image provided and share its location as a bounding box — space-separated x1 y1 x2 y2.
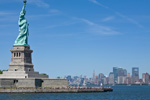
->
0 79 68 88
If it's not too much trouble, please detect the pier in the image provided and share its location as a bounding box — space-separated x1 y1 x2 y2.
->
0 87 113 93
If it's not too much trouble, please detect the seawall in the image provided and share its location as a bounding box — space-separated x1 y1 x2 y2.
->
0 87 113 93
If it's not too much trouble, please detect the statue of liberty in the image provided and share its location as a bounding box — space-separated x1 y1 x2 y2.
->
14 0 29 46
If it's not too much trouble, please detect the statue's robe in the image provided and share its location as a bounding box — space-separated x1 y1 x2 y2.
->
14 2 29 46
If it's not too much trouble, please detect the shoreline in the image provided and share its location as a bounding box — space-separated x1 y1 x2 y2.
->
0 87 113 93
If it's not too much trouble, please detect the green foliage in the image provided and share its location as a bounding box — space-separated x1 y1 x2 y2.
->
0 70 2 74
0 87 17 89
40 73 47 75
0 70 7 74
44 87 53 89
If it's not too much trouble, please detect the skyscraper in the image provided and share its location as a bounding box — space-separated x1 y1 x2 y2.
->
113 67 118 83
98 73 105 80
118 68 127 76
142 73 149 84
132 67 139 83
108 72 114 84
123 69 127 76
117 76 126 84
113 67 127 83
93 70 95 82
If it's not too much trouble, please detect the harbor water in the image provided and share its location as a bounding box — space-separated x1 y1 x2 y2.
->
0 85 150 100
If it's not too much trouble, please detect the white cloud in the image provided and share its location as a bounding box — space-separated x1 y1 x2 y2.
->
89 25 119 35
27 0 50 8
89 0 143 28
75 17 120 35
88 0 109 9
102 16 115 22
0 11 17 22
0 11 16 16
115 12 143 28
47 21 79 29
27 11 61 20
74 18 95 25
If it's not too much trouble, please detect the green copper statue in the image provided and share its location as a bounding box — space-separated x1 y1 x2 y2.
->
14 0 29 46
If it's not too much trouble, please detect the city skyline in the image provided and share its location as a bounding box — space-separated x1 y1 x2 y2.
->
62 67 146 79
64 67 150 85
0 0 150 78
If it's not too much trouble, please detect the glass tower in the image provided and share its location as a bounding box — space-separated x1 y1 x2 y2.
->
132 67 139 83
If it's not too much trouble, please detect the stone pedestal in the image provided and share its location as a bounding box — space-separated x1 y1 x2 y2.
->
0 46 48 79
0 46 69 88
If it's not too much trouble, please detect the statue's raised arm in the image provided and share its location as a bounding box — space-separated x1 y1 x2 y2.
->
20 0 26 19
14 0 29 47
22 2 26 12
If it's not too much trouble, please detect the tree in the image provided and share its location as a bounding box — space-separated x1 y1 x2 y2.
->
40 73 47 75
0 70 7 74
0 70 2 74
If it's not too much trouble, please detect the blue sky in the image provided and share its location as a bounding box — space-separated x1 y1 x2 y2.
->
0 0 150 78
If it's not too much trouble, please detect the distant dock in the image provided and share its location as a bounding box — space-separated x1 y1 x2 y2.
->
0 87 113 93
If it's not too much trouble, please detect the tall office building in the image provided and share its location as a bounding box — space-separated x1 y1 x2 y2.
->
108 72 114 84
117 76 126 84
98 73 105 85
98 73 105 80
93 70 95 82
142 73 149 84
123 69 127 76
128 73 131 77
132 67 139 83
113 67 118 83
113 67 127 83
118 68 127 76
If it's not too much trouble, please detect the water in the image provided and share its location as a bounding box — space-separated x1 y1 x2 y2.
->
0 85 150 100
